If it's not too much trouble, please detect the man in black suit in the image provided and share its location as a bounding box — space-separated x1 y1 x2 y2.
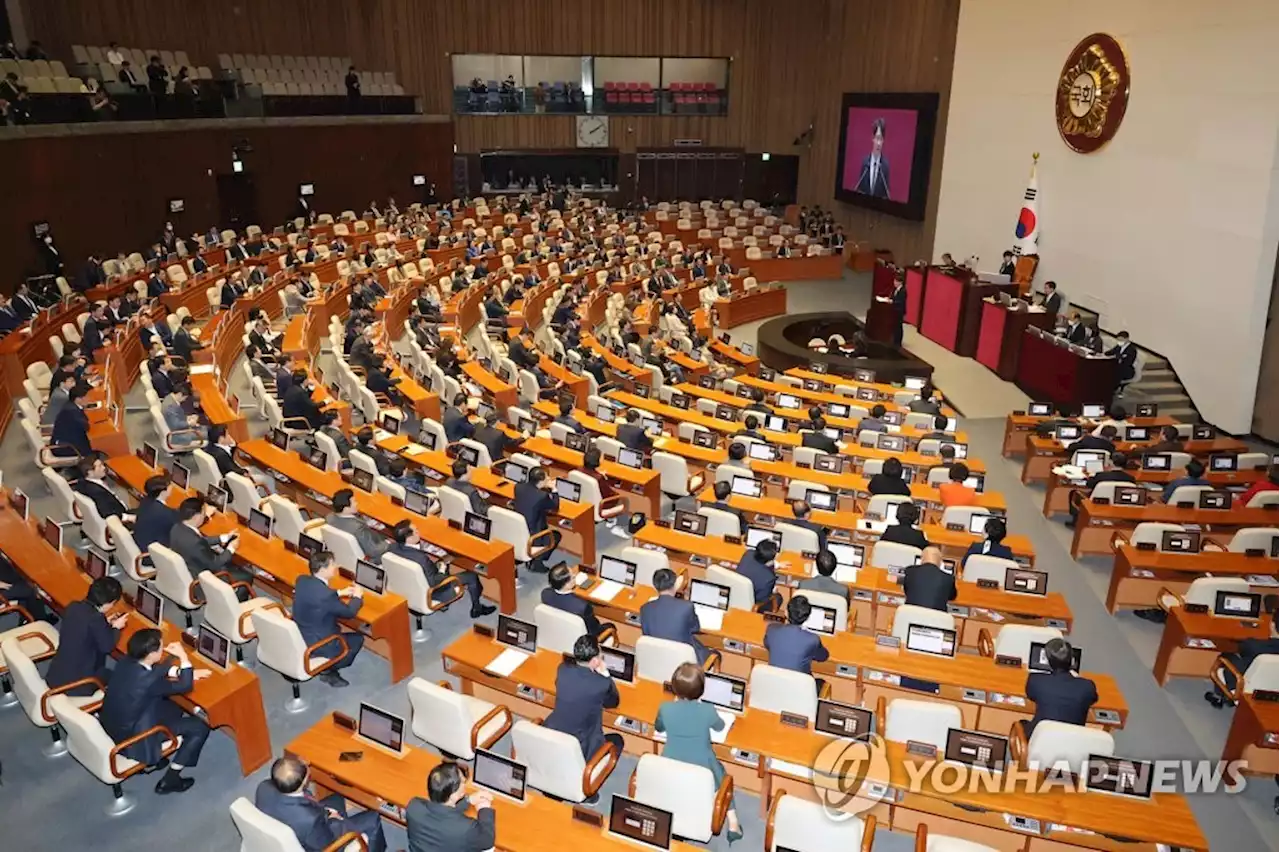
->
854 117 891 198
1064 425 1118 457
900 546 956 611
879 500 929 549
801 415 839 454
169 497 252 586
72 454 133 521
554 396 585 434
445 459 489 517
207 424 246 477
473 409 518 464
736 537 780 608
616 408 654 452
998 250 1016 277
81 303 107 361
514 467 561 573
640 568 715 665
256 757 387 852
172 315 205 363
387 521 494 618
51 384 93 458
735 415 767 442
540 562 608 635
765 595 831 675
868 457 913 497
117 60 145 91
99 628 211 794
138 314 172 352
1024 638 1097 735
1206 595 1278 708
294 550 365 687
348 326 377 371
45 577 128 695
1042 281 1063 317
406 762 496 852
508 330 539 371
1106 330 1139 385
1066 451 1134 528
149 355 177 398
789 500 829 551
710 480 748 536
544 634 622 800
0 296 23 335
441 393 474 443
1061 312 1087 343
247 318 279 356
799 550 851 605
890 276 907 347
133 475 178 554
283 369 325 428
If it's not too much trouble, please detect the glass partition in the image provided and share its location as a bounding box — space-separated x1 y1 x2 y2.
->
594 57 661 114
660 58 729 116
451 54 586 114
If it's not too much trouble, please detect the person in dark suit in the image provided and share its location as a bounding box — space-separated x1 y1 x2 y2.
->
890 276 907 347
445 458 489 517
169 497 252 586
1147 425 1184 454
998 250 1016 277
1042 281 1062 316
541 563 605 636
514 466 561 573
0 296 23 335
908 384 944 416
406 762 496 852
441 393 474 443
51 384 93 458
1024 638 1097 735
854 117 891 198
99 628 211 794
900 546 956 611
172 315 205 363
544 634 622 799
962 517 1015 568
616 409 654 452
1161 458 1210 504
554 396 585 434
799 550 851 605
117 60 145 91
641 569 715 665
71 454 133 521
387 520 493 618
138 315 172 352
709 480 748 537
352 428 392 476
736 538 780 608
247 318 279 356
256 757 387 852
1206 595 1278 707
734 415 767 442
879 501 929 549
1106 331 1138 385
206 424 246 477
80 304 107 361
765 595 831 675
45 577 128 695
789 500 829 551
801 416 839 454
293 550 365 687
1067 451 1135 528
283 369 325 428
868 457 913 497
133 475 179 554
1064 425 1118 457
324 489 389 559
473 409 518 463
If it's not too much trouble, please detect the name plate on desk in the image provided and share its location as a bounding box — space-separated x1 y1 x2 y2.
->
1184 603 1209 614
1254 690 1279 703
1092 708 1121 724
729 747 758 765
976 579 999 590
572 806 604 828
995 655 1022 668
641 543 667 553
906 740 938 758
874 635 901 651
946 522 965 532
946 604 970 617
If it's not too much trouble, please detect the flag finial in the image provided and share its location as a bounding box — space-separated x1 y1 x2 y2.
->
1032 152 1040 161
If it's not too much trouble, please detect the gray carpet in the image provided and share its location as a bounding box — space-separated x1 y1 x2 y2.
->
0 273 1273 851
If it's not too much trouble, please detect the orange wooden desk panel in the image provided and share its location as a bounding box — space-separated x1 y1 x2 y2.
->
190 372 250 442
737 374 958 419
1222 695 1279 777
462 360 518 411
1151 606 1272 685
1021 435 1251 484
519 435 663 519
1041 468 1271 518
0 498 272 776
713 286 788 329
1072 502 1280 559
1106 546 1278 612
1001 414 1178 458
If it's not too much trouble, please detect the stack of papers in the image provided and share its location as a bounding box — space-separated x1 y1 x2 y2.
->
374 429 393 442
403 443 430 455
770 758 815 779
589 579 624 602
834 565 859 584
696 605 726 631
483 648 530 677
710 710 736 744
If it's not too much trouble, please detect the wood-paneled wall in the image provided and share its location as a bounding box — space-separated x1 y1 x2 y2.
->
0 121 453 292
19 0 959 262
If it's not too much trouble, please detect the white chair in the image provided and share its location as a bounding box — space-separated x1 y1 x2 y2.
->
4 637 103 757
1158 577 1250 613
705 565 757 611
913 826 998 852
43 467 82 523
1013 720 1114 775
407 677 512 760
188 449 223 493
698 507 743 539
766 790 876 852
230 796 370 852
938 505 989 530
105 516 154 583
0 615 60 710
1227 527 1279 554
534 603 616 654
978 624 1063 665
198 570 282 663
747 663 820 720
490 506 557 568
891 604 955 643
224 472 266 521
883 698 962 749
261 495 325 544
1123 522 1189 552
621 546 670 588
50 693 181 816
512 719 618 803
251 607 347 713
382 552 464 643
776 522 820 555
319 525 366 574
1211 653 1280 704
652 451 705 499
1167 484 1213 507
958 554 1019 586
796 588 850 633
870 541 923 571
72 493 114 553
866 494 913 520
568 470 627 527
148 543 204 627
1246 491 1280 509
630 753 733 843
635 636 699 684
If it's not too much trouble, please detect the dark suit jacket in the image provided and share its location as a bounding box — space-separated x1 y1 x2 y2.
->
349 338 376 371
855 154 891 198
406 797 496 852
880 522 929 550
81 318 104 359
45 599 119 693
473 424 515 464
800 431 839 454
254 782 345 851
283 383 324 428
52 403 92 457
765 622 830 674
1106 343 1138 381
1065 435 1115 456
442 406 475 443
736 552 777 605
293 574 363 647
72 477 129 519
544 661 620 759
1044 292 1062 316
799 573 851 605
1025 671 1098 733
173 328 201 363
962 540 1015 566
354 442 391 475
640 594 709 659
99 658 194 765
168 521 233 575
891 285 907 320
867 473 912 497
1064 323 1086 343
206 443 244 477
446 478 489 517
901 562 957 611
616 423 653 452
134 497 179 553
541 588 602 636
514 482 558 535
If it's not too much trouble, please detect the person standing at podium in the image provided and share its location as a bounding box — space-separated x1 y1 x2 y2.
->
890 276 907 346
1042 281 1062 316
999 251 1016 277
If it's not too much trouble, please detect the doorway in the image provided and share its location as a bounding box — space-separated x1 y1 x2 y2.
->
216 172 258 231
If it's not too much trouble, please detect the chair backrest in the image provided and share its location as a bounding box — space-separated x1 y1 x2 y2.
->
43 467 80 521
262 495 309 543
250 607 315 681
1026 721 1114 774
229 796 308 852
490 506 535 561
634 636 696 683
1167 484 1213 506
149 542 199 609
705 565 756 611
747 664 819 719
224 472 261 520
633 753 717 842
105 515 149 582
1228 527 1279 554
891 604 956 642
796 588 848 632
1246 491 1280 509
959 554 1019 585
870 540 923 571
533 603 587 655
320 524 365 572
776 522 820 555
435 486 470 525
992 625 1063 664
50 694 131 782
510 720 588 801
188 449 222 493
72 493 112 551
698 506 742 539
651 451 693 496
1184 576 1251 607
884 698 962 749
2 638 56 727
348 448 380 478
313 432 343 472
199 570 251 642
1131 522 1189 550
381 552 430 614
770 793 870 851
407 677 482 760
620 546 669 588
866 494 913 519
1243 654 1280 695
938 505 989 531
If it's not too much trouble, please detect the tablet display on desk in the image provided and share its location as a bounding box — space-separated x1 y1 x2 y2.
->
1209 454 1238 472
1004 567 1048 596
736 385 754 399
746 526 782 550
776 393 802 410
1124 426 1150 442
1192 424 1215 440
205 485 229 514
135 584 163 626
1113 486 1146 506
195 623 231 669
698 375 716 389
856 387 878 402
945 729 1008 771
700 672 747 712
1071 449 1107 470
564 432 590 453
422 431 438 452
1214 591 1261 618
617 448 645 469
827 542 864 568
297 532 323 559
882 410 903 426
764 415 788 433
854 369 876 383
503 461 529 484
1160 530 1199 552
963 473 985 493
140 442 160 467
813 453 843 474
693 430 719 449
731 476 762 498
760 367 776 382
172 462 190 488
357 703 405 755
1029 402 1053 416
601 646 636 683
379 413 401 435
967 513 993 535
689 579 731 611
11 487 28 521
496 615 537 652
455 444 481 468
596 405 616 424
350 468 375 493
1028 641 1081 672
1081 404 1106 419
805 489 837 512
1198 490 1231 510
641 417 663 436
1140 453 1170 471
1056 425 1082 440
828 403 850 418
670 393 691 410
674 510 708 536
475 401 495 422
815 700 873 739
633 383 651 399
473 749 528 802
1085 756 1153 799
748 442 779 462
1135 403 1158 417
248 507 274 539
464 511 491 541
876 434 907 453
403 488 431 516
803 378 822 392
741 343 755 356
803 604 838 635
608 795 673 850
355 559 387 594
42 518 64 552
84 547 109 580
905 624 957 657
822 427 842 441
555 478 581 502
904 376 926 390
305 448 327 471
809 362 828 374
599 555 637 586
713 404 738 422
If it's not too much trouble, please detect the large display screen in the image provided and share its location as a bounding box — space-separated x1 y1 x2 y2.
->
834 92 940 221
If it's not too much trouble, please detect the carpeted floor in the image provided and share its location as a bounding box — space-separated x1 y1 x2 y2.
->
0 271 1273 851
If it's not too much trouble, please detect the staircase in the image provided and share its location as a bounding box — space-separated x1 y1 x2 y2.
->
1125 355 1199 422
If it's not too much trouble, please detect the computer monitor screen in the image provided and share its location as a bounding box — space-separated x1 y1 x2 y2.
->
689 579 731 611
380 412 401 435
741 343 755 356
306 448 327 470
877 434 907 453
674 510 708 536
1113 486 1146 506
633 383 651 399
1215 591 1261 618
803 604 838 635
670 393 690 410
350 468 375 493
135 584 163 625
748 442 779 462
355 559 387 594
84 548 109 580
1161 530 1200 552
854 368 876 383
964 473 985 493
760 367 777 381
473 749 528 801
776 393 802 410
1124 426 1150 442
503 461 529 484
1136 403 1157 417
905 624 957 657
1056 425 1082 440
595 405 616 423
141 442 159 467
813 454 842 473
1081 404 1106 419
299 183 315 196
565 432 589 452
803 379 822 392
464 511 491 540
904 376 926 390
745 527 782 549
700 672 747 712
196 624 230 668
1004 568 1048 596
809 362 828 374
828 403 850 418
827 542 864 568
642 417 663 436
601 646 636 683
1085 756 1154 799
422 431 439 451
967 513 993 535
496 615 537 651
1028 641 1082 672
764 415 788 433
805 489 837 511
475 401 495 421
1140 454 1170 471
822 427 842 441
1072 450 1107 470
617 448 644 469
555 479 581 502
456 444 480 467
945 729 1008 771
1029 402 1053 416
1192 424 1215 440
698 375 716 389
856 387 878 402
248 507 274 538
599 555 637 586
730 475 762 499
403 489 431 516
42 518 63 552
205 485 229 514
297 533 323 559
1198 490 1231 510
358 703 405 753
715 405 737 422
815 700 873 739
693 430 719 449
1209 454 1238 472
608 796 674 850
10 487 28 520
172 462 190 488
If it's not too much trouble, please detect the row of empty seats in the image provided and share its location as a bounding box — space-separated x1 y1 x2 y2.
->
218 53 351 72
71 45 192 69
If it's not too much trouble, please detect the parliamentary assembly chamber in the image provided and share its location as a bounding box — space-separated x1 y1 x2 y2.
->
0 1 1276 851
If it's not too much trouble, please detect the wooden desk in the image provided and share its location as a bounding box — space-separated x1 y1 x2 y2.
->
1106 546 1278 613
1041 467 1270 518
1152 606 1272 685
191 371 249 442
1021 435 1251 484
714 286 788 328
1001 415 1178 458
0 496 272 776
1015 330 1118 409
1222 694 1279 777
463 360 518 412
1071 502 1280 559
519 435 663 519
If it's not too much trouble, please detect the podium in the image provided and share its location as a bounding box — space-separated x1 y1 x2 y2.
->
975 300 1055 379
1016 328 1119 407
864 297 898 343
918 266 1017 356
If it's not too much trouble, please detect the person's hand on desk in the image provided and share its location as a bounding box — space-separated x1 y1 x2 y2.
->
469 789 494 811
192 668 214 682
109 611 130 630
